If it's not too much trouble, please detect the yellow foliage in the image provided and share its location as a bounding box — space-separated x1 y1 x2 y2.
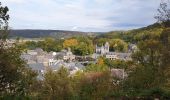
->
63 39 78 48
97 58 104 65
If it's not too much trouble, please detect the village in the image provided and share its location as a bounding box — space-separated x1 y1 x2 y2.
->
20 41 137 80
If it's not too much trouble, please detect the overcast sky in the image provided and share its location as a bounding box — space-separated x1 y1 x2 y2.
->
1 0 161 32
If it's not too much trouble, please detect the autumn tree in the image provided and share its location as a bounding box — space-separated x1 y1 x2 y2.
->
63 38 78 49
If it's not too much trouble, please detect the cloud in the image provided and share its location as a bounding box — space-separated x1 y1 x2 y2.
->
1 0 161 32
71 26 78 31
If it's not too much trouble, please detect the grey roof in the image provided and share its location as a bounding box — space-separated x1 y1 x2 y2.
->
45 54 54 59
50 61 85 71
35 48 43 52
29 63 45 71
76 63 85 69
21 54 32 60
106 52 131 56
106 52 132 60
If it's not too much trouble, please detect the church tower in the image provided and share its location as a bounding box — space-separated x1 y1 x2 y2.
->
104 42 109 53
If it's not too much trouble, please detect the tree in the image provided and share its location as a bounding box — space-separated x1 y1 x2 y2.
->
74 43 93 56
94 38 108 46
40 67 74 100
123 28 170 98
85 58 108 72
109 39 128 52
24 41 38 50
63 38 78 49
73 37 94 56
121 1 170 98
0 2 37 98
0 2 9 44
155 0 170 27
78 71 114 100
34 38 63 52
104 59 133 71
154 0 170 92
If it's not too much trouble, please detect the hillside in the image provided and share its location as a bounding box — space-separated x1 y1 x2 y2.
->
9 30 99 39
9 23 162 40
96 23 163 43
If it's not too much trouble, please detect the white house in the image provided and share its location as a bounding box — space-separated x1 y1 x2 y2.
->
96 42 109 55
95 42 132 61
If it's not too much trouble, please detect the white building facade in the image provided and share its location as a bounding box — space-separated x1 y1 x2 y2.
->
96 42 109 55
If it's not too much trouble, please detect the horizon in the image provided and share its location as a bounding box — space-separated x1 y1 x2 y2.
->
2 0 160 32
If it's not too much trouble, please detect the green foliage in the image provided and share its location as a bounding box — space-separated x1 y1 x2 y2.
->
93 38 108 46
123 26 170 98
0 2 37 99
96 23 163 44
109 39 128 52
84 57 108 72
104 59 133 70
0 2 9 41
74 37 94 56
74 42 92 56
63 36 94 56
126 23 163 43
0 45 38 98
24 41 38 50
20 37 63 52
39 67 74 100
85 64 109 72
38 38 63 52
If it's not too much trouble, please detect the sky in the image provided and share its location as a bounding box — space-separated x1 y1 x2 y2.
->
1 0 161 32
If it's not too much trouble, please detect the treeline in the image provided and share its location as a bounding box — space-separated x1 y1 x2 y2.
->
20 36 129 56
96 23 163 44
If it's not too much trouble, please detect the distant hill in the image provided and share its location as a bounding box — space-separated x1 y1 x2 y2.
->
127 23 162 33
9 30 100 39
9 23 160 40
96 23 163 43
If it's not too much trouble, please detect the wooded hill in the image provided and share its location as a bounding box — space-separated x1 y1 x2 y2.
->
9 29 101 39
9 23 162 41
96 23 163 43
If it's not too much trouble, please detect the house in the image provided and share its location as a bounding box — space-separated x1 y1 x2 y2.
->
21 48 85 80
56 48 75 62
63 48 75 61
94 42 132 61
21 48 57 66
105 52 132 61
96 42 110 55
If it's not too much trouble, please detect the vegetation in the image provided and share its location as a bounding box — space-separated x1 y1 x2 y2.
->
0 3 37 99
